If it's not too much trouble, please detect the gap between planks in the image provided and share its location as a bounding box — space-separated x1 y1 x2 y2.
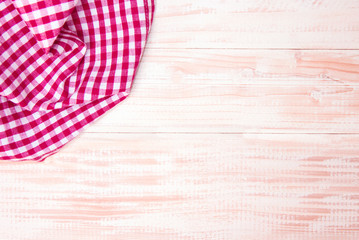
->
83 132 359 135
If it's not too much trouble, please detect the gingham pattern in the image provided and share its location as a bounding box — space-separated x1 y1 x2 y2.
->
0 0 155 161
12 0 80 53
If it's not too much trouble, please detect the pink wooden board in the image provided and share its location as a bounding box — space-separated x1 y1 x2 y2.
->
1 0 359 239
1 134 359 239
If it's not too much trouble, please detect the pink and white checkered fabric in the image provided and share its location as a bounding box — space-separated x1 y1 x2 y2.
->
12 0 80 53
0 0 155 161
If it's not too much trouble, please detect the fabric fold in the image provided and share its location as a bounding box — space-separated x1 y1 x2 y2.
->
0 1 87 112
0 0 155 161
11 0 79 53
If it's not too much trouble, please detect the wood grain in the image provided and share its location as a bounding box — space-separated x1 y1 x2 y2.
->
2 0 359 239
149 0 359 49
1 133 359 240
87 49 359 133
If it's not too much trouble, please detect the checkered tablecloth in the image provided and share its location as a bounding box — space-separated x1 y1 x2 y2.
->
0 0 155 161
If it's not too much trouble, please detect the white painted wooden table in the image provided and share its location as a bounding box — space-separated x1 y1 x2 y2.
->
1 1 359 239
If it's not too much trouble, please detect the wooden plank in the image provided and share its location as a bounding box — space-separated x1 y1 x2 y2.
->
1 133 358 239
135 49 359 85
86 49 359 133
148 0 359 49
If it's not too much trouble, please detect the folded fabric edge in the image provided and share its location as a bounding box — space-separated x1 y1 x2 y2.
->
0 92 129 161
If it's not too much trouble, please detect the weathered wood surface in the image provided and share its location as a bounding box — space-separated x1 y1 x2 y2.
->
149 0 359 49
1 133 359 239
2 0 359 239
88 49 359 133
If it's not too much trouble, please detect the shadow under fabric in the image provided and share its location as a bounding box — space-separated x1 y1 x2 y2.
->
0 0 155 161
